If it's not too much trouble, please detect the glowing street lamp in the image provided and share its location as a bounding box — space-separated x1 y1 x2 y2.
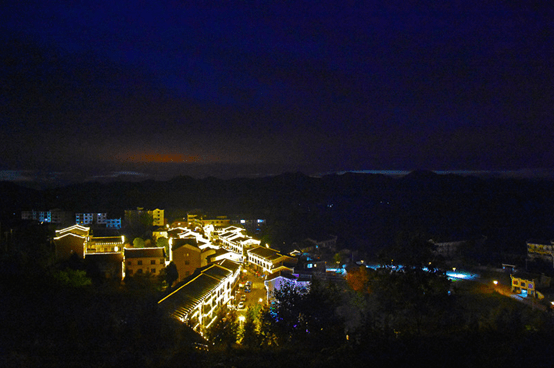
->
493 280 498 285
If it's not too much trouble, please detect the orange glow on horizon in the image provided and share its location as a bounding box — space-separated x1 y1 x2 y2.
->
116 153 200 163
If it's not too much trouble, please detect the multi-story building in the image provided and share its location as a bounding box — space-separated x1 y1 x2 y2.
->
218 226 260 258
53 225 91 260
527 239 554 266
105 218 122 229
171 238 216 281
230 217 267 234
125 207 165 227
187 214 230 229
158 260 241 336
124 247 167 277
22 209 72 224
53 225 125 260
86 235 125 254
76 212 103 225
152 208 165 226
247 246 296 275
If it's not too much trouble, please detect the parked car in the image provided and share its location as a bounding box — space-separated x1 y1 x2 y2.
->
238 302 245 309
240 295 246 302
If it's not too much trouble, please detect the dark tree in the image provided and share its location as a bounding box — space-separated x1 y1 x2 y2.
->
165 261 179 288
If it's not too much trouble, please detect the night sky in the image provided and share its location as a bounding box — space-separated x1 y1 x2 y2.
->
1 1 553 185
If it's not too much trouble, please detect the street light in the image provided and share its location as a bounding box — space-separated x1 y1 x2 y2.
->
493 280 498 285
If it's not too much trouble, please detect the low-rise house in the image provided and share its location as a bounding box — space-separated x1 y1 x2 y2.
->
264 271 311 304
511 272 551 299
298 255 326 274
124 247 166 278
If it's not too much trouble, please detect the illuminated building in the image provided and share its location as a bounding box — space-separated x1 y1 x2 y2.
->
158 260 241 335
247 246 296 275
218 226 260 258
152 208 165 226
53 225 90 260
22 209 72 224
264 272 310 304
527 239 554 266
510 272 551 299
124 247 166 277
74 212 122 228
171 238 216 281
105 218 122 229
54 224 124 260
186 213 230 230
125 207 165 227
86 236 125 254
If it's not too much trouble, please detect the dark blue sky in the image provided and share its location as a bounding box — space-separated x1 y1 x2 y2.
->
1 1 553 184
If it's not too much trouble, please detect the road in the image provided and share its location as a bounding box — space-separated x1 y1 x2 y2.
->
234 264 267 314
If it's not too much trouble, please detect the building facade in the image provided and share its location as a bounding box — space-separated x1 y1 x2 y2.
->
158 261 241 336
124 247 167 277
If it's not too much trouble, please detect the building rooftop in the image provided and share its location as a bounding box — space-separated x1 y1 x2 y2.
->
85 252 124 262
527 239 553 245
55 224 90 237
89 236 124 245
124 247 166 258
158 263 235 320
248 246 281 260
201 264 232 280
266 271 297 282
218 259 240 274
159 273 222 320
172 238 199 251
